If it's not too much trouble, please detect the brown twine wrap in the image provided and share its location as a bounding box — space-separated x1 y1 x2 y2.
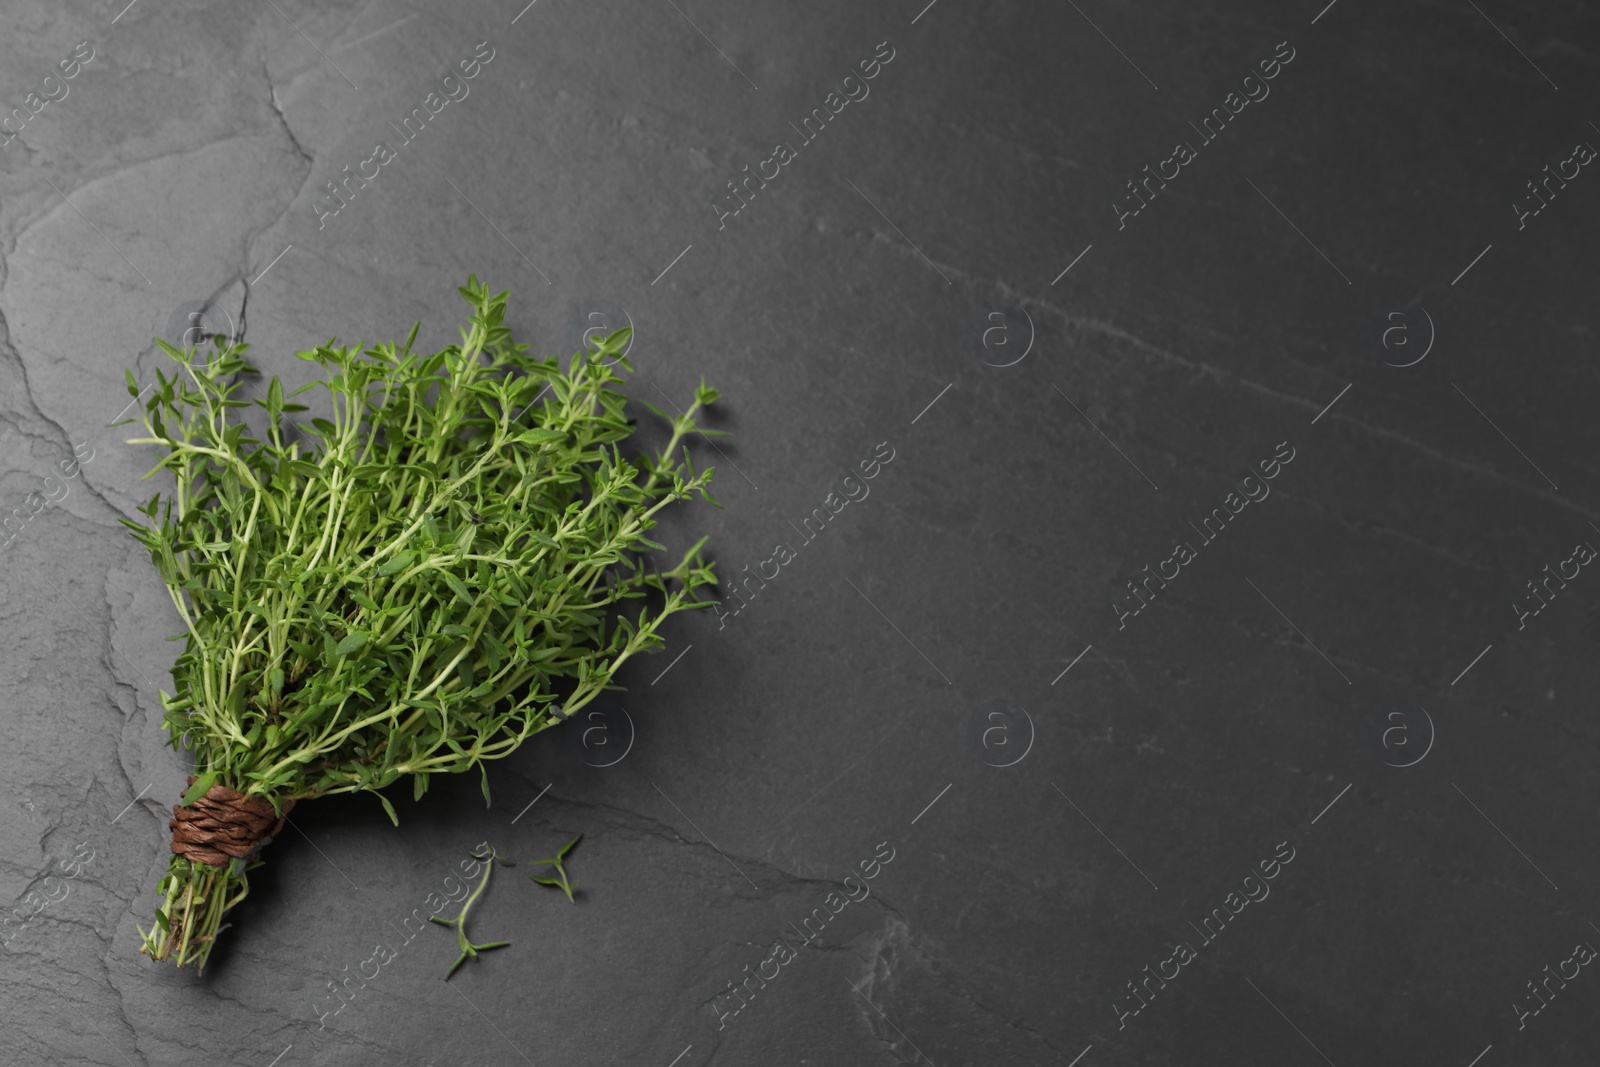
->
169 776 295 867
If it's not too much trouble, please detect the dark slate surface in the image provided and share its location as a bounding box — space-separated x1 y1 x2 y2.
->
3 0 1600 1064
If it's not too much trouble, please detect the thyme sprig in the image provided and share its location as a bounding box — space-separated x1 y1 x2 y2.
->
121 276 722 971
431 845 513 979
528 834 580 903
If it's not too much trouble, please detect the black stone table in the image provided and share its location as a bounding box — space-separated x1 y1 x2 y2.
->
3 1 1599 1064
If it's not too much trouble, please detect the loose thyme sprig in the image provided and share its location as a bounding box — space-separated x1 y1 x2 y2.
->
122 276 723 971
431 845 514 979
528 834 581 903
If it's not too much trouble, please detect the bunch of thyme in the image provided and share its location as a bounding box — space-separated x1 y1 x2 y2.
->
120 276 721 971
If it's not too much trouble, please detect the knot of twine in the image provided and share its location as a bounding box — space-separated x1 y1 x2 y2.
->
169 776 294 867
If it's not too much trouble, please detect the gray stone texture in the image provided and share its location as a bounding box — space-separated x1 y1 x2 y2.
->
3 0 1600 1064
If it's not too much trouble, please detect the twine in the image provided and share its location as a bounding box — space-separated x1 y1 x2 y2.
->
168 776 294 867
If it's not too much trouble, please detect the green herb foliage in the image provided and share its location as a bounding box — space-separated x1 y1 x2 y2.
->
431 845 513 979
528 834 581 903
121 276 722 971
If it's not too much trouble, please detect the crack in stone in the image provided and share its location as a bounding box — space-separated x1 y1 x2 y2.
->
512 783 887 899
244 47 319 274
854 230 1599 525
264 50 315 170
0 306 120 525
